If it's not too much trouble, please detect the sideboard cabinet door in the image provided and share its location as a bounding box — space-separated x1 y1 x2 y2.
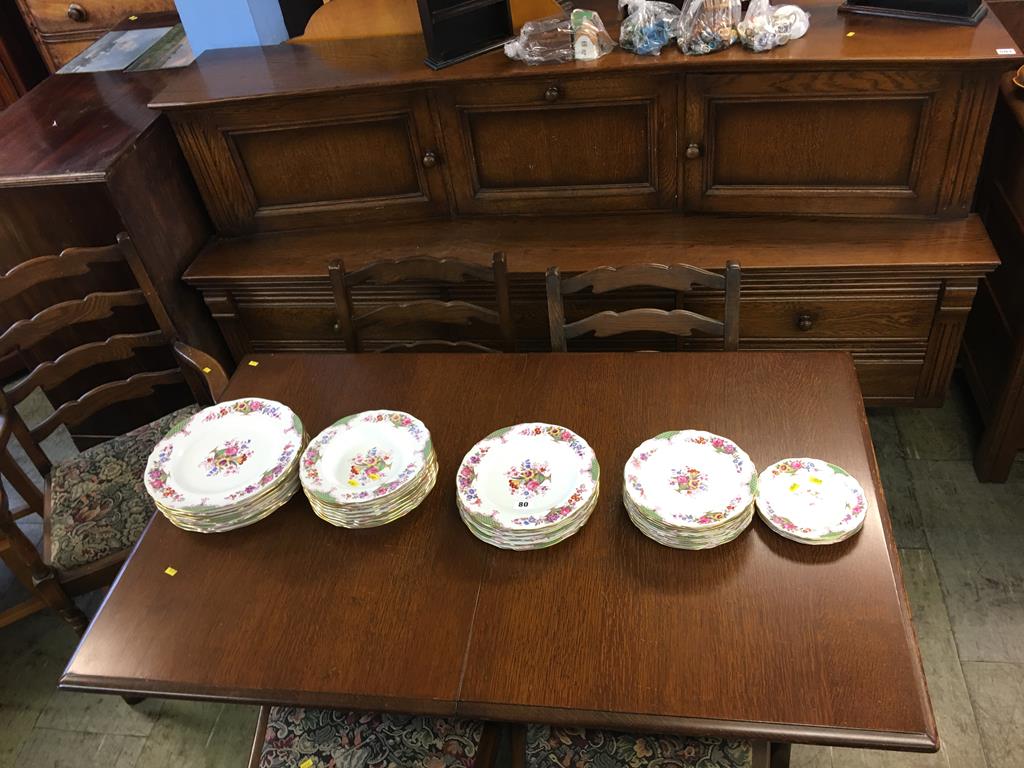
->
681 70 961 216
171 92 450 234
436 75 677 215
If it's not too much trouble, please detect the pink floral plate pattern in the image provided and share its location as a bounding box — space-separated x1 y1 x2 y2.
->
623 430 757 529
756 458 868 545
144 398 304 514
300 411 432 506
457 423 599 532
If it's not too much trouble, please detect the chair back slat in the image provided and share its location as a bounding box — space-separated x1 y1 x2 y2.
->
547 261 742 352
6 331 166 405
0 290 147 359
355 300 500 332
0 245 123 304
560 263 725 295
345 255 497 286
30 368 184 442
331 253 515 353
564 308 725 341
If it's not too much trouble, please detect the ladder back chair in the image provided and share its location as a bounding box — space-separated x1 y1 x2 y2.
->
329 253 515 352
0 233 228 633
546 262 741 352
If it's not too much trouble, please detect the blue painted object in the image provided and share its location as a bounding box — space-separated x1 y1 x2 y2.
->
175 0 290 55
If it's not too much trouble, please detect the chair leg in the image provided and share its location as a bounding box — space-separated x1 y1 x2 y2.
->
32 569 89 635
121 696 145 706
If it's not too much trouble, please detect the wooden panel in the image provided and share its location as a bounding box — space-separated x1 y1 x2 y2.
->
172 91 449 234
232 119 422 208
682 70 961 216
438 75 676 214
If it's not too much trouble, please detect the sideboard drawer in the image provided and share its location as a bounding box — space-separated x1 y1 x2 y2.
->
22 0 171 34
437 75 677 215
172 92 450 234
681 70 961 216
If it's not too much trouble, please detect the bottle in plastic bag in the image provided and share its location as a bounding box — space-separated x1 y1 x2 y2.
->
618 0 681 56
676 0 740 55
571 9 615 60
504 16 574 65
736 0 809 52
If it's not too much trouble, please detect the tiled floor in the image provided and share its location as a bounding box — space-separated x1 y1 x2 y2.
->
0 379 1021 767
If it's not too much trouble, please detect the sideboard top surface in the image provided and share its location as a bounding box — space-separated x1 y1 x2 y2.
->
151 0 1021 110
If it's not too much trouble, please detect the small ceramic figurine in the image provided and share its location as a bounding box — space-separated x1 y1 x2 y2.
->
571 9 615 60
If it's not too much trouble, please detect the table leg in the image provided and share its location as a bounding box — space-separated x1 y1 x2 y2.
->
770 742 791 768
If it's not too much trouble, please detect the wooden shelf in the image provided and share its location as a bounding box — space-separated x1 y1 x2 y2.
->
183 213 999 286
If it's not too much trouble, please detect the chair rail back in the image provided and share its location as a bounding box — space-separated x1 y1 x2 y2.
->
329 253 515 352
547 262 741 352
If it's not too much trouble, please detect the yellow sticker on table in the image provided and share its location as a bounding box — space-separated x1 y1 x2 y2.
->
248 360 259 367
202 367 212 374
164 567 177 576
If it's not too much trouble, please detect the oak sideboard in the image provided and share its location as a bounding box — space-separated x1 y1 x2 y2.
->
147 0 1019 406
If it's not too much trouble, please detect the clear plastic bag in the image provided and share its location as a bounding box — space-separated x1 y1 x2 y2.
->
618 0 681 56
676 0 740 55
571 9 615 60
736 0 809 52
504 15 574 65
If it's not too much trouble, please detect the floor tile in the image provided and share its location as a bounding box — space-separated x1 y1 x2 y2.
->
962 661 1024 768
909 462 1024 664
894 383 981 462
15 727 145 767
791 744 833 767
36 690 163 737
134 700 257 768
867 408 904 460
878 457 928 549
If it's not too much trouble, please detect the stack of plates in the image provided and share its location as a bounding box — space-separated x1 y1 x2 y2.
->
299 410 436 527
456 423 600 550
623 430 757 549
756 458 867 545
144 398 306 533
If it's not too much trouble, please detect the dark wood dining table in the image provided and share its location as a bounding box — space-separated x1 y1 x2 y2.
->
60 352 936 760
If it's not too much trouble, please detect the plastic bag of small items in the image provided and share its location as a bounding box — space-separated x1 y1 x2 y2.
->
618 0 681 56
504 15 574 64
571 9 615 60
736 0 809 52
676 0 740 55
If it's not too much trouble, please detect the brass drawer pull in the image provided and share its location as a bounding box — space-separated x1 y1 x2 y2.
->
67 3 88 22
685 143 702 160
422 150 438 168
544 86 561 102
796 313 814 331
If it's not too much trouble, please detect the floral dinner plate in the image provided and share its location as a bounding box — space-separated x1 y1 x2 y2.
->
756 458 867 544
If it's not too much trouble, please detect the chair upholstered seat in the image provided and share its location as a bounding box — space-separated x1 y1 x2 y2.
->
47 405 199 572
258 708 486 768
525 725 753 768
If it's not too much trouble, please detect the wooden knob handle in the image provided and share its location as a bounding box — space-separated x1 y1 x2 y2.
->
796 313 813 331
685 143 702 160
422 150 438 168
67 3 87 22
544 86 560 102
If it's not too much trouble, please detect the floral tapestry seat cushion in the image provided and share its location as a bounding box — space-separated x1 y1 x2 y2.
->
525 725 752 768
258 708 487 768
47 405 200 572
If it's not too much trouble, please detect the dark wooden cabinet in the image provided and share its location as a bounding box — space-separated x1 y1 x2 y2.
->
680 69 966 217
436 75 677 214
172 92 449 235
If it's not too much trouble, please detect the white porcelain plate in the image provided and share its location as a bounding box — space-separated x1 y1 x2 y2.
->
623 430 757 528
144 398 303 512
756 458 868 544
300 410 431 504
457 423 599 530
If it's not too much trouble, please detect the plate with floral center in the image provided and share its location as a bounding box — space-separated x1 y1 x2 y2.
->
756 458 867 544
145 398 304 513
457 423 599 531
300 410 432 505
623 430 757 529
